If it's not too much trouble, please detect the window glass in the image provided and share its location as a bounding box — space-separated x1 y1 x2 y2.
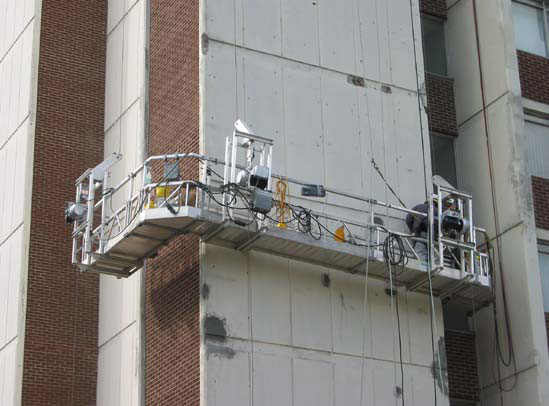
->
525 120 549 178
538 250 549 312
512 2 547 57
430 134 457 187
421 16 447 76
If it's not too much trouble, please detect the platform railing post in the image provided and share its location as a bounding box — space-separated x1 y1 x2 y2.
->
72 182 82 265
468 199 476 276
267 145 273 191
127 175 134 227
84 172 95 265
223 136 231 218
437 190 443 269
99 171 108 254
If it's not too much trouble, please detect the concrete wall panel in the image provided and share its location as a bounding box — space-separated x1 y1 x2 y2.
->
475 0 509 105
290 261 332 352
281 0 319 65
203 0 422 91
282 62 324 186
446 0 482 125
249 252 291 346
252 352 292 406
331 271 366 357
204 338 251 406
107 0 124 33
98 1 147 404
317 0 357 75
203 335 446 405
105 22 123 130
0 1 37 402
203 0 235 44
97 325 140 406
0 338 17 406
242 51 286 174
321 69 363 210
98 267 140 346
202 245 250 340
294 357 333 406
242 0 281 56
201 0 443 404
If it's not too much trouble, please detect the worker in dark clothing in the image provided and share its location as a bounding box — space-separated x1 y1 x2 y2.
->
406 201 434 263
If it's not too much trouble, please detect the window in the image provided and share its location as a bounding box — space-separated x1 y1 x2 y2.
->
538 245 549 312
525 117 549 178
430 133 457 187
421 15 448 76
512 1 549 57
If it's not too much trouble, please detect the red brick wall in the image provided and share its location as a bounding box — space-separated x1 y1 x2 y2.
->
420 0 447 18
146 0 201 405
22 1 107 405
425 72 458 136
518 50 549 105
445 330 480 402
532 176 549 230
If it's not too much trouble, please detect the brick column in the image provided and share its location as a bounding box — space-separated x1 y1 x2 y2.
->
425 73 458 137
445 329 480 402
518 50 549 106
22 1 107 405
146 1 201 404
420 0 447 18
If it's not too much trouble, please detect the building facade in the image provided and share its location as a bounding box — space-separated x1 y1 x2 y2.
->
0 0 548 406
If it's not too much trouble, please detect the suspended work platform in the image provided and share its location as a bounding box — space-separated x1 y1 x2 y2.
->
68 127 492 310
71 162 492 311
97 206 491 307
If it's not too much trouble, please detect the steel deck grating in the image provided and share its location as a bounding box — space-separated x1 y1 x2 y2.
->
83 206 492 310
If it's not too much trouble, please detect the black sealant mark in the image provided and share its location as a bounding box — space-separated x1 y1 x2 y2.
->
202 283 210 300
206 342 236 360
431 336 449 394
201 33 209 54
347 74 366 87
204 314 227 342
321 273 331 288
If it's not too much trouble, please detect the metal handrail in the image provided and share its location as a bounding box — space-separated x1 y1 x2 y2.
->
71 153 490 279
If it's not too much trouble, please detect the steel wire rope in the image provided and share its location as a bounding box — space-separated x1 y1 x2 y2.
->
405 0 444 402
354 6 374 398
373 0 407 400
470 1 518 398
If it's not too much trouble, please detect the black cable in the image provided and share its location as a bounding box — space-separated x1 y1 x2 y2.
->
405 0 438 399
383 233 409 268
383 233 408 405
394 277 405 406
484 239 518 393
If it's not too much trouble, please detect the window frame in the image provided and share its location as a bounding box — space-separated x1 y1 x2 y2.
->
523 113 549 178
513 0 549 57
429 132 458 188
421 14 448 77
537 242 549 312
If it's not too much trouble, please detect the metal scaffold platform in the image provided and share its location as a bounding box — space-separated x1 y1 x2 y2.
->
67 121 493 310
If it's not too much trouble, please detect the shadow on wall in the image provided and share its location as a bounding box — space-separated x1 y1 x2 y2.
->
149 248 200 338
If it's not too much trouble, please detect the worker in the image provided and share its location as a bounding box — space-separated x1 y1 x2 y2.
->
405 200 436 263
